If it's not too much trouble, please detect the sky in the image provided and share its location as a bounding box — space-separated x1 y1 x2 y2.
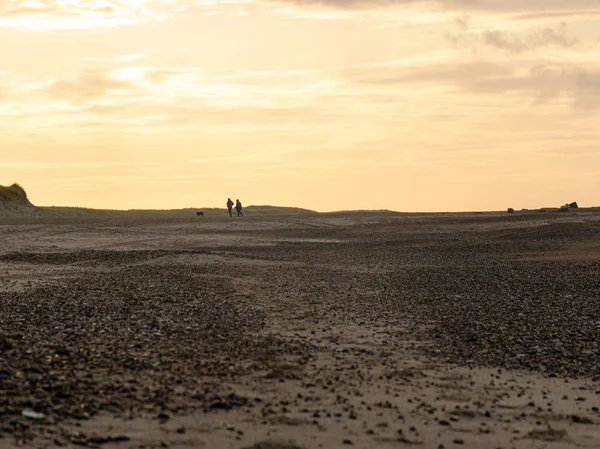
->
1 0 599 212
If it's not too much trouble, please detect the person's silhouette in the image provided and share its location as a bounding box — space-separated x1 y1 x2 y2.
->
235 199 243 217
227 198 234 217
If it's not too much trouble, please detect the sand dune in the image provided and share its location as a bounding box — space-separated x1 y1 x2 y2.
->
0 184 321 219
0 184 38 216
41 205 318 219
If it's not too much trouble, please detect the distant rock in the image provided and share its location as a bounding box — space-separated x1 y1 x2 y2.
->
556 202 579 213
507 208 515 213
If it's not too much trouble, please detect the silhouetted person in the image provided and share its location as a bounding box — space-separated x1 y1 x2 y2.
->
235 199 243 217
227 198 234 217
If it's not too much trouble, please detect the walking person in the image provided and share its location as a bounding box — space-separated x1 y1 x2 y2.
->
226 198 234 217
235 199 244 217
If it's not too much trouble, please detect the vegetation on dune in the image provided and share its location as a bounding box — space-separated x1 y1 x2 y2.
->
0 183 34 207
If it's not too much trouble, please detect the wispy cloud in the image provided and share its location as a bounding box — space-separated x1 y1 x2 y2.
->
0 0 152 29
267 0 600 14
114 53 145 62
43 70 138 102
447 20 581 54
4 0 600 30
3 45 600 131
0 0 252 29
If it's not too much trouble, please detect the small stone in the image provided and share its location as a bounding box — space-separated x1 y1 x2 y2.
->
571 415 594 424
22 410 45 420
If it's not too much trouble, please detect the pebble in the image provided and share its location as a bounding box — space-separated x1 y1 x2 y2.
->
2 214 599 446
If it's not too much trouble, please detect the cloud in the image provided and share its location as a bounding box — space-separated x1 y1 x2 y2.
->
0 0 250 29
511 9 600 21
268 0 600 13
0 65 351 132
114 53 145 62
0 0 149 29
575 71 600 110
340 57 600 112
3 52 600 137
486 25 578 52
448 21 580 54
262 0 600 27
43 71 138 102
3 0 600 30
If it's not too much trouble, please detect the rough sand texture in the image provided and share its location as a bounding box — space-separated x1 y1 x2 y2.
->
1 211 600 448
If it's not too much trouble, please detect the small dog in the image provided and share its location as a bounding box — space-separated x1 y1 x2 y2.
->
196 211 204 217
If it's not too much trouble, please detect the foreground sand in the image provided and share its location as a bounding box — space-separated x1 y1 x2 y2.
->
1 211 600 448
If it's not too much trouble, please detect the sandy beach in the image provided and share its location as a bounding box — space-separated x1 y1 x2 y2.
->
2 211 600 448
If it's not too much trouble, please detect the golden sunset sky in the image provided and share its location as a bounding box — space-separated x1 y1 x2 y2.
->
1 0 599 211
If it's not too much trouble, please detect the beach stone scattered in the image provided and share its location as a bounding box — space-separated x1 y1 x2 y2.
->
2 212 599 447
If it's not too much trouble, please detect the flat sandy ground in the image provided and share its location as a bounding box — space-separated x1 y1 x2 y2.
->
1 211 600 449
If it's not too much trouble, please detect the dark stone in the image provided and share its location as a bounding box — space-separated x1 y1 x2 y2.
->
571 415 594 424
209 401 231 410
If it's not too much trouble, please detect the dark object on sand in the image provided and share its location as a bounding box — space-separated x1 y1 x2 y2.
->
196 211 204 217
507 208 515 213
557 202 579 212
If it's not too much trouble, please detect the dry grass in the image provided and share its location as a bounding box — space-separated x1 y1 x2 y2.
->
0 183 32 205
